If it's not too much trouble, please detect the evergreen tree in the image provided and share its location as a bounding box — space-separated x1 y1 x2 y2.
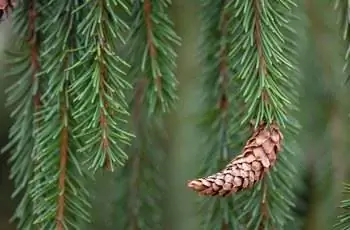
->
1 0 350 230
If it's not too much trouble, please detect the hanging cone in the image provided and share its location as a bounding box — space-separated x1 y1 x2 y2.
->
187 121 283 196
0 0 15 21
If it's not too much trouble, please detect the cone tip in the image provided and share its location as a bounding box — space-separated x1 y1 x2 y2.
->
187 179 204 192
187 180 196 188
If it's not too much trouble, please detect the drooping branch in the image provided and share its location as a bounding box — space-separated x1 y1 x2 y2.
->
189 0 302 229
334 0 350 82
127 79 146 230
128 0 181 114
28 1 91 229
2 0 41 228
192 1 243 229
143 0 162 96
71 0 133 172
113 79 167 230
230 0 301 228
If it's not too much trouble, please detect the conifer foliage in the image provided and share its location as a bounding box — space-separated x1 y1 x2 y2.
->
128 0 181 113
193 0 244 229
3 0 350 230
225 0 301 228
2 0 179 229
28 0 92 229
2 0 41 229
334 0 350 229
70 0 133 172
334 184 350 230
335 0 350 82
190 0 302 229
112 0 180 228
3 0 135 229
113 83 168 229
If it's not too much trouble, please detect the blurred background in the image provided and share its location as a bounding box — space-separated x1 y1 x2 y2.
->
1 1 350 230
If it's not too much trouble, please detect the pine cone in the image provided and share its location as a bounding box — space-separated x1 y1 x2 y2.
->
187 122 283 196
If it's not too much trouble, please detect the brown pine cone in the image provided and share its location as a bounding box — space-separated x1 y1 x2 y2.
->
187 122 283 196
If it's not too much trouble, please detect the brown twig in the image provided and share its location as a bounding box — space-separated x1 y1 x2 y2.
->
144 0 162 100
97 0 111 170
252 1 271 226
57 108 68 230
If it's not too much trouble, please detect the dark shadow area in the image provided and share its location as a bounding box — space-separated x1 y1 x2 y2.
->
0 126 16 230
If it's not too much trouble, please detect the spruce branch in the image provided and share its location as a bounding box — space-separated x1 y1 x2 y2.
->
334 184 350 230
189 0 301 229
334 3 350 230
192 1 243 229
128 0 181 114
225 0 301 228
1 1 41 228
227 0 299 128
71 0 133 172
28 1 91 229
334 0 350 82
113 79 166 230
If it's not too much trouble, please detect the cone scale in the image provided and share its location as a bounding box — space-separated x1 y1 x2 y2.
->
187 122 283 196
